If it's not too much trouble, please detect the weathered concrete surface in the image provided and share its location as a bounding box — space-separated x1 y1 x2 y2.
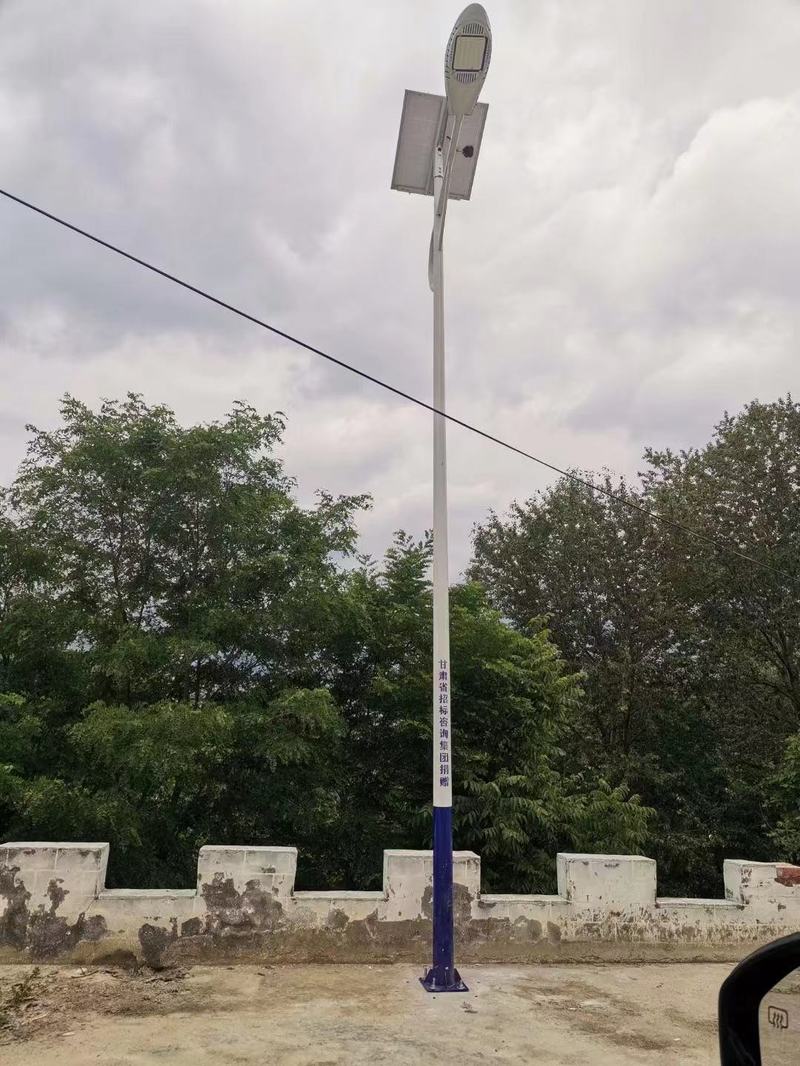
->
0 962 740 1064
2 842 800 965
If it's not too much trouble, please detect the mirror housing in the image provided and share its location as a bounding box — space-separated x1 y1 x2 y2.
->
719 932 800 1064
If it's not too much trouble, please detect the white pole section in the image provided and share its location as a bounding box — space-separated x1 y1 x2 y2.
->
431 142 451 810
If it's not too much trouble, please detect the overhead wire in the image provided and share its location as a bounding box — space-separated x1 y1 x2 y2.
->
0 185 793 584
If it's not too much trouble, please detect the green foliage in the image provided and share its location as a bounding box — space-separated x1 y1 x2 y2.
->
768 733 800 860
322 543 649 891
565 780 652 855
472 397 800 895
10 391 792 898
1 395 636 893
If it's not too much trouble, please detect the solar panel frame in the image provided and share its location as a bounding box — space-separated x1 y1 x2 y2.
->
391 90 488 201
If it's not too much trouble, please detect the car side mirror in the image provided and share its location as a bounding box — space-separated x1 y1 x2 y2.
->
719 932 800 1064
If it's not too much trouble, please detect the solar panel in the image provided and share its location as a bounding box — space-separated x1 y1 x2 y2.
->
390 90 488 201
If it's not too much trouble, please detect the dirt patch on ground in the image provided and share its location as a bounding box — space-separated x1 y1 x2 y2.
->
0 962 731 1065
0 962 211 1044
514 967 721 1055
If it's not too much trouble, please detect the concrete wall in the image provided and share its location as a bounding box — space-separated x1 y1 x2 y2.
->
1 842 799 966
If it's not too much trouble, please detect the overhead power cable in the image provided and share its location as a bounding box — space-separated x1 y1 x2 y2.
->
0 185 794 584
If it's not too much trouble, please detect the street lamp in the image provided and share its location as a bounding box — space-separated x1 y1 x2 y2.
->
391 4 492 994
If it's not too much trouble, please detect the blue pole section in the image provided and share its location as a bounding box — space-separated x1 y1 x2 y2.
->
433 807 454 977
422 805 466 991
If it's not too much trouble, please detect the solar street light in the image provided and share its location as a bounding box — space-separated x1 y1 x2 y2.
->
391 4 492 996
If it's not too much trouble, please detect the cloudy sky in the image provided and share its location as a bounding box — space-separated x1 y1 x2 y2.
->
1 0 799 572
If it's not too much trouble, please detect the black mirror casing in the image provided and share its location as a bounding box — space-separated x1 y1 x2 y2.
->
719 932 800 1065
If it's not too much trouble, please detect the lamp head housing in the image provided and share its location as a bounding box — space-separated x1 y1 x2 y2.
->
444 4 492 118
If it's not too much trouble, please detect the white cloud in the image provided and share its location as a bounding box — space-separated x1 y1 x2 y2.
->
1 0 800 573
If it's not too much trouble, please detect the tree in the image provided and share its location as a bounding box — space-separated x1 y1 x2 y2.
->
643 397 800 736
0 393 650 893
642 397 800 886
325 534 650 892
9 394 368 709
0 395 364 886
471 397 800 896
470 475 666 765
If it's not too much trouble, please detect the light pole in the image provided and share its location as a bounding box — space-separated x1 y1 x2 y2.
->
391 4 492 994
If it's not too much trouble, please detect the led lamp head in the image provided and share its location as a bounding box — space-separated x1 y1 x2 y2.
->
444 4 492 118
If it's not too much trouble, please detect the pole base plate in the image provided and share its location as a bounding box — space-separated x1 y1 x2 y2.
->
420 967 468 993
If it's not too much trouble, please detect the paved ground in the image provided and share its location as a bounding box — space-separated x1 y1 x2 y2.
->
0 960 785 1065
